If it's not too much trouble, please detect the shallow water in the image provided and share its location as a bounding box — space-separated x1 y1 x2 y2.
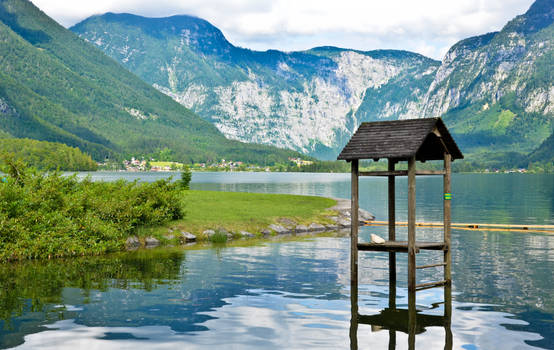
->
3 172 553 349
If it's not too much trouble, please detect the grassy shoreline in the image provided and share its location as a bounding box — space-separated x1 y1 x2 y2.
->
136 190 338 245
0 156 339 260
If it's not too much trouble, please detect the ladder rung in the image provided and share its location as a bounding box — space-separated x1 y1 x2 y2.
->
416 262 447 269
415 280 448 291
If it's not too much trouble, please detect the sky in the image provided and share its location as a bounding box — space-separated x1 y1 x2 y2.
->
31 0 535 60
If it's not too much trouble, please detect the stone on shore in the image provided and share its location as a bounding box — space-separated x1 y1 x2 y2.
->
308 223 326 232
359 209 375 222
295 225 309 233
370 234 386 244
277 218 297 228
337 217 351 227
240 231 255 238
180 231 196 242
145 237 160 247
125 236 140 249
269 224 289 234
203 229 216 237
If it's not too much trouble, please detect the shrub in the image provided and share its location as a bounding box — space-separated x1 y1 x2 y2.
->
0 154 185 261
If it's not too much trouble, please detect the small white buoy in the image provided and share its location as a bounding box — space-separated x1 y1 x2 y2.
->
370 234 386 244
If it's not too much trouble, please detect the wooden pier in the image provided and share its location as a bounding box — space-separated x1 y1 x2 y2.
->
338 118 463 349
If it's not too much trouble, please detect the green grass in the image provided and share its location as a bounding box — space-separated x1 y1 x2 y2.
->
150 190 337 237
150 161 182 167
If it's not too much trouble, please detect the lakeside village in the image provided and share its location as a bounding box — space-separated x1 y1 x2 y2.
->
98 157 315 172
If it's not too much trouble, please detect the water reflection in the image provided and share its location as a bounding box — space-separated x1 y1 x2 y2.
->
1 238 548 349
350 278 452 349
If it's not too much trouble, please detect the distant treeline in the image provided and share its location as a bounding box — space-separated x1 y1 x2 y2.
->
0 138 97 171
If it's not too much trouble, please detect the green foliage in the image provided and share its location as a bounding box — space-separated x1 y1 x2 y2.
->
0 157 185 261
0 0 307 165
179 165 192 189
274 160 350 173
208 231 228 243
0 138 97 171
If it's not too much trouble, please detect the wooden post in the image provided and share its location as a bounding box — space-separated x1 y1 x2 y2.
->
444 284 453 350
443 153 451 285
351 159 359 294
350 159 359 350
408 289 416 350
350 289 358 350
388 159 396 288
408 157 416 293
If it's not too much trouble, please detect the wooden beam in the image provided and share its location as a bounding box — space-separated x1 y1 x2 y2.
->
416 170 446 175
357 241 446 252
415 280 448 291
359 170 407 177
351 159 359 295
388 159 396 287
416 262 446 269
359 170 445 177
444 153 452 285
408 156 416 293
363 221 554 230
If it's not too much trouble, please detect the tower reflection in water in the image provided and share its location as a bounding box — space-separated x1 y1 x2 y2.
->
350 280 452 350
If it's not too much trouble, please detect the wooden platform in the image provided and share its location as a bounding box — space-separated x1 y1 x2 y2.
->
357 241 447 253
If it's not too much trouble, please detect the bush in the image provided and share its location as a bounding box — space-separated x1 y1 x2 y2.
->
179 165 192 190
208 231 228 243
0 154 185 261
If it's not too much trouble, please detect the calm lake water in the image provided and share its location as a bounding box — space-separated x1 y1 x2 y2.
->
1 172 553 349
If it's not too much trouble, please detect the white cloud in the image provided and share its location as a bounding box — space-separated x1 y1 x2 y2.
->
31 0 535 59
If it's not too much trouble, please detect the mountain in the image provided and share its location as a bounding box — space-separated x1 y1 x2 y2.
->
71 0 553 162
421 0 553 155
0 0 304 164
71 14 439 159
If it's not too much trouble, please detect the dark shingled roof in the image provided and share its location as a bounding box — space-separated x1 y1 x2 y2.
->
337 118 463 161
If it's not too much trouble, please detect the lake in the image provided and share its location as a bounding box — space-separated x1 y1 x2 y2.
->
1 172 552 349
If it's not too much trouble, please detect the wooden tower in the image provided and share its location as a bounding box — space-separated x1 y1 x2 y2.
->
338 118 463 349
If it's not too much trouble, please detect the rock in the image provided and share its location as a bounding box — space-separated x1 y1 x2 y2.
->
359 209 375 222
339 210 351 218
370 234 386 244
180 231 196 242
295 225 309 233
145 237 160 247
240 231 255 238
308 223 326 232
337 218 351 227
269 224 289 234
261 229 272 236
203 229 216 237
325 224 339 231
125 236 140 249
277 218 297 228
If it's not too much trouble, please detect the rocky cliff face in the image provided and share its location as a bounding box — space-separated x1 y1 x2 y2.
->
420 0 553 152
72 0 553 159
71 15 438 158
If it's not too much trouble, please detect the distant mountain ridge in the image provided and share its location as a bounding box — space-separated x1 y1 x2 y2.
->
71 13 439 159
0 0 304 164
421 0 553 154
71 0 553 163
